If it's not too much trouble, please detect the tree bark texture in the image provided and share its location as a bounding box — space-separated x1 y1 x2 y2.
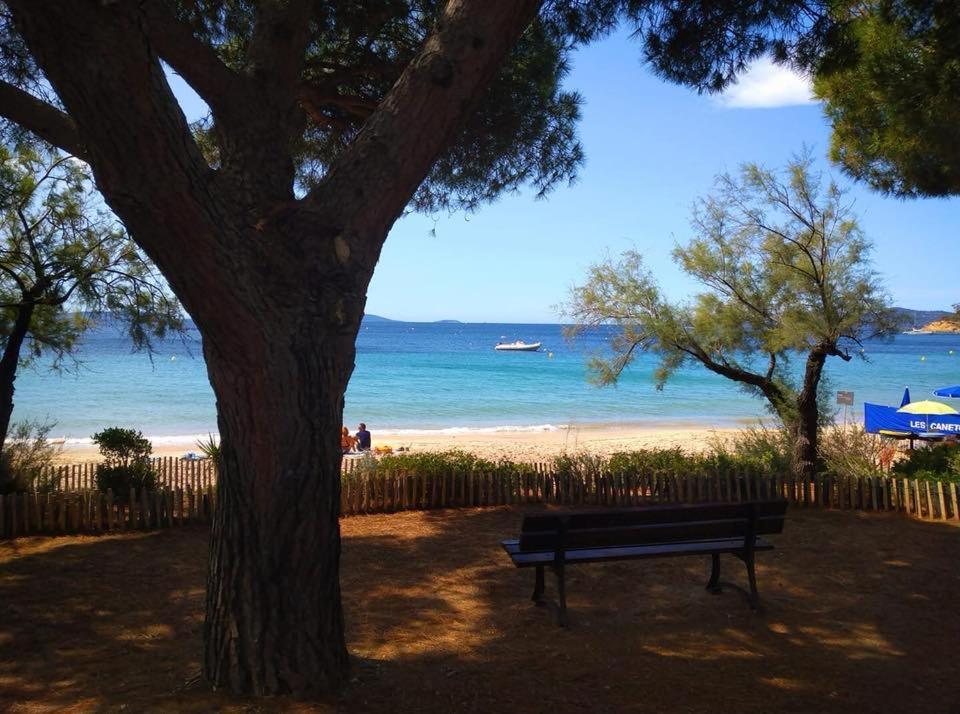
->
0 304 35 452
203 320 354 694
792 347 829 483
4 0 541 695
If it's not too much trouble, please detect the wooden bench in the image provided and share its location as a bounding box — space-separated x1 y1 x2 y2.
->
501 500 787 626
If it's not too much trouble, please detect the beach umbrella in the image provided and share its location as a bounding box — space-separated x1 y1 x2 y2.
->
897 400 959 415
900 387 911 407
932 385 960 399
897 400 959 435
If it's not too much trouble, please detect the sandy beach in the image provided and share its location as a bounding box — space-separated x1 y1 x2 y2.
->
53 422 745 464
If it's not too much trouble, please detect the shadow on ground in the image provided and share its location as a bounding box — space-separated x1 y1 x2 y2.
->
1 507 958 713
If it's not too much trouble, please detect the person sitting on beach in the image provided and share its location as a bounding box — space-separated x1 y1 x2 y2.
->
340 426 357 454
355 423 371 451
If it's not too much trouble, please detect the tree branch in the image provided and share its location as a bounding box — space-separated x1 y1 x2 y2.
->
248 0 313 89
680 334 780 396
0 262 29 294
5 0 230 329
0 80 86 158
140 1 249 124
307 0 542 265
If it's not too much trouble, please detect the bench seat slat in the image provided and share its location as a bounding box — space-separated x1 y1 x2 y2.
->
519 516 783 551
520 501 787 532
501 536 774 567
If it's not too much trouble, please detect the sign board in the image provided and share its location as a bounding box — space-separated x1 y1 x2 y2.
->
836 391 854 406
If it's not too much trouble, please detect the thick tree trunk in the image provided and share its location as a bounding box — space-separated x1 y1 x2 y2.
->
0 304 35 453
791 347 829 482
203 317 356 693
5 0 543 698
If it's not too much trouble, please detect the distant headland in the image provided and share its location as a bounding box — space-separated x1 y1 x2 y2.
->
363 313 463 325
919 319 960 334
893 307 959 334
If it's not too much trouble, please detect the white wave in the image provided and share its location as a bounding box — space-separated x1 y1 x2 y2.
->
378 424 567 436
59 425 570 446
59 433 217 447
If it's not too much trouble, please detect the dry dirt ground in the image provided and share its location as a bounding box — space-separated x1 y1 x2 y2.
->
0 507 958 713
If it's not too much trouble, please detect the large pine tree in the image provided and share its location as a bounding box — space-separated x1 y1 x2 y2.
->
0 0 841 695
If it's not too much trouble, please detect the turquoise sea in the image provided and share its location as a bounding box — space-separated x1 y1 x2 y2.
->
10 320 960 446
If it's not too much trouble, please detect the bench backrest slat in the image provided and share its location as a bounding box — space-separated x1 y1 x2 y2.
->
517 501 787 553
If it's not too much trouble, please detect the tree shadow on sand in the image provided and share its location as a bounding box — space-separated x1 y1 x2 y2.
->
1 507 958 713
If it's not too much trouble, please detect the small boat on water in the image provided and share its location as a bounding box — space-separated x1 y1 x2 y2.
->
495 341 541 352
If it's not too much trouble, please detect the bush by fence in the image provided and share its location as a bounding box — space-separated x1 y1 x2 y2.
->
27 457 218 492
3 453 958 539
339 463 960 522
0 464 960 538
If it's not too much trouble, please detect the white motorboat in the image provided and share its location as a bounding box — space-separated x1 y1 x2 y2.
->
494 341 541 352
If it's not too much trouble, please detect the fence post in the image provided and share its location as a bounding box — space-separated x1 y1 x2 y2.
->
42 493 52 531
935 481 947 521
10 493 19 537
19 493 29 535
128 488 136 529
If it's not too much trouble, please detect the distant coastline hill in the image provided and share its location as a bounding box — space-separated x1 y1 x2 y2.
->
362 313 463 324
920 319 960 334
365 310 958 331
892 307 957 333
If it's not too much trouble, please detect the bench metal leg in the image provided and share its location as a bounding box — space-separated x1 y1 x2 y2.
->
744 552 759 610
553 564 568 627
706 553 722 593
532 565 545 605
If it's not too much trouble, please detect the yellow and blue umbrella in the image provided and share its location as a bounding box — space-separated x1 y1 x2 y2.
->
896 400 959 435
897 400 959 415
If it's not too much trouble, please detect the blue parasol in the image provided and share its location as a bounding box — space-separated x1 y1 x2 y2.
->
933 385 960 399
900 387 911 407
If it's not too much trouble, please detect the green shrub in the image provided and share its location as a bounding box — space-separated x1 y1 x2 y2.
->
706 425 792 474
892 445 960 483
95 461 157 494
553 452 605 481
92 427 152 466
0 420 62 494
354 450 503 479
92 427 156 493
345 449 536 486
196 433 220 462
819 425 885 479
607 448 700 476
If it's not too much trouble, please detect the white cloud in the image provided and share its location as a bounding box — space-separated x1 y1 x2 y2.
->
717 57 815 109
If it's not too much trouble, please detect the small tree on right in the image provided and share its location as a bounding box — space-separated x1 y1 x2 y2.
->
565 155 898 481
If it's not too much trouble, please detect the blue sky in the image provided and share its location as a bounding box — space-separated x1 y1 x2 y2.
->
170 28 959 324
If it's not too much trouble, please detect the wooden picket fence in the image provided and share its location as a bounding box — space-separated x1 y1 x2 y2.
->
29 457 219 492
2 465 958 539
34 455 369 492
0 486 215 539
337 464 960 523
